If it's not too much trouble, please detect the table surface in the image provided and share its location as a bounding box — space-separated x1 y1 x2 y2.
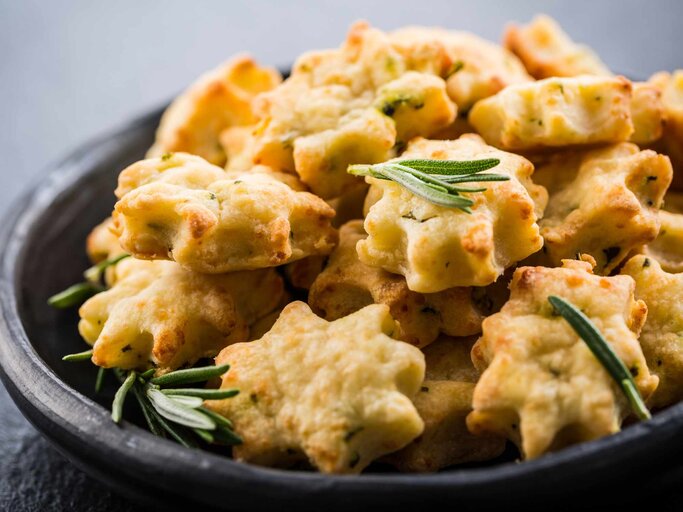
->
2 0 682 510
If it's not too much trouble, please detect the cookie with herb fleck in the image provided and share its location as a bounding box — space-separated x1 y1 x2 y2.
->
146 55 281 166
309 221 484 347
207 301 425 474
469 75 634 150
79 235 283 372
622 255 683 408
532 143 672 274
468 259 657 459
358 135 547 292
113 153 338 272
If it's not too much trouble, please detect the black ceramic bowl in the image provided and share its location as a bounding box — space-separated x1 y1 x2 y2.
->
2 107 683 511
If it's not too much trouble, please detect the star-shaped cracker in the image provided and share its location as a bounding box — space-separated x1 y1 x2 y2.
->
532 143 672 273
383 336 505 472
358 135 547 292
146 55 281 166
469 75 634 150
309 220 485 347
112 153 338 272
622 255 683 409
207 301 425 474
467 259 658 459
79 219 283 372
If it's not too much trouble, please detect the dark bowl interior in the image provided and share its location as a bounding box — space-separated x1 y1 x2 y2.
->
2 107 683 511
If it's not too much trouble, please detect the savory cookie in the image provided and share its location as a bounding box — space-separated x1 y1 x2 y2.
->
147 55 281 166
650 70 683 189
207 302 425 474
79 221 284 372
227 21 531 199
389 25 532 110
233 21 457 199
621 256 683 409
308 221 484 347
503 15 611 79
503 17 663 145
643 209 683 274
467 259 658 459
113 153 338 272
383 380 505 472
532 143 672 273
85 217 128 286
630 82 665 145
383 336 505 472
469 75 634 150
358 135 547 292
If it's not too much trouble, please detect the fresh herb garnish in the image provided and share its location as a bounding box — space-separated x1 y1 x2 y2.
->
48 282 104 309
48 254 130 309
62 353 241 448
548 295 651 420
84 253 130 283
62 349 94 362
348 158 506 213
95 367 107 393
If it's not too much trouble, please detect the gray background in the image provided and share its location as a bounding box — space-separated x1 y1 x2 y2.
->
1 0 682 510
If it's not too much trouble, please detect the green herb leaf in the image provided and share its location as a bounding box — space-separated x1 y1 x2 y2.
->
48 282 103 308
395 158 500 175
161 388 240 400
438 173 510 184
212 425 243 446
129 383 165 437
154 413 199 448
84 254 130 283
199 407 234 429
379 166 475 210
95 367 107 393
348 159 508 213
193 428 215 443
111 371 136 423
139 368 156 380
150 364 230 387
167 395 204 409
62 349 94 362
146 388 216 430
548 295 651 420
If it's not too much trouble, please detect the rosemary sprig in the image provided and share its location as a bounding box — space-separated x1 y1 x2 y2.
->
348 158 507 213
48 253 130 309
48 282 104 309
64 356 242 447
548 295 651 420
84 253 130 283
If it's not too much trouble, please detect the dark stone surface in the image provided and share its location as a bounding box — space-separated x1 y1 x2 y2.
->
1 1 683 510
0 383 139 511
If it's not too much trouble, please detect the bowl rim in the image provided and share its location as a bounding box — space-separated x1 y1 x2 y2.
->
1 106 683 507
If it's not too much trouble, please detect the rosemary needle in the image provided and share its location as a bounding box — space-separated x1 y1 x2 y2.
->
548 295 651 420
146 388 216 430
62 349 94 362
150 364 230 387
48 282 103 309
84 253 130 283
95 367 107 393
48 254 129 310
111 371 136 423
161 388 240 400
348 158 507 213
